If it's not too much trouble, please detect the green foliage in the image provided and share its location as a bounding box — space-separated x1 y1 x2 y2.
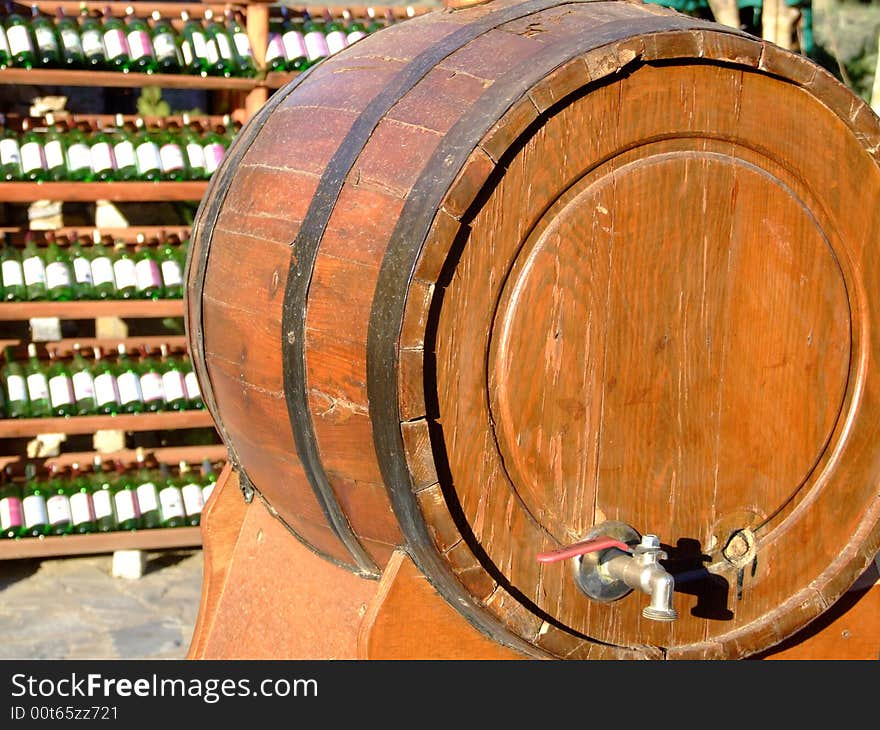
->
136 87 171 117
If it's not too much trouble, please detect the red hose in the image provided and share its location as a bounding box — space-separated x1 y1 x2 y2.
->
536 536 632 563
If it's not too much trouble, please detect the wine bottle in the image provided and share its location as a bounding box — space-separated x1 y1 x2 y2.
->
365 7 383 34
111 459 141 530
24 343 49 417
0 234 26 301
203 8 236 77
343 9 368 44
112 240 138 299
157 462 185 528
280 6 307 72
179 461 204 526
322 10 348 56
21 462 50 537
157 120 189 181
89 231 117 299
4 2 36 69
0 114 22 181
90 455 117 532
45 463 73 535
21 232 47 300
133 233 164 299
201 123 227 177
124 5 156 74
159 343 186 411
44 234 75 301
159 232 183 298
56 6 85 68
69 231 94 299
92 345 120 415
138 345 165 412
182 355 203 410
264 15 286 73
301 10 329 67
133 448 160 529
79 3 107 69
101 5 131 71
0 466 24 538
65 121 95 181
30 4 60 68
133 118 162 181
46 347 76 417
150 10 181 73
89 123 117 182
42 113 67 181
226 8 256 77
200 459 217 504
70 342 96 415
178 10 209 76
0 15 10 69
19 118 48 182
179 114 207 179
111 114 138 180
2 346 28 418
68 462 96 534
115 343 144 414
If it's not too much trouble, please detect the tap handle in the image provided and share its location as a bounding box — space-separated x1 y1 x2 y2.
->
536 536 632 564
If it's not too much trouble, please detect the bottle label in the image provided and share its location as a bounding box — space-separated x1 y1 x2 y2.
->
72 369 95 401
140 371 164 403
73 256 93 285
2 259 24 288
159 486 185 520
67 142 92 171
0 138 20 166
35 26 59 53
203 143 225 174
233 31 253 58
159 143 185 172
47 494 72 525
23 256 46 286
161 370 186 401
23 494 48 528
325 30 348 55
117 370 142 405
60 27 84 54
82 29 104 57
0 27 9 55
205 38 220 65
180 39 194 66
182 483 204 516
113 257 137 289
202 482 215 504
136 141 161 173
282 30 307 60
44 139 65 170
26 373 49 401
304 31 330 61
20 141 45 173
7 25 34 56
136 482 158 513
103 28 128 60
184 371 201 400
190 32 208 59
46 261 72 290
6 374 27 403
152 31 177 62
91 256 115 286
92 489 113 520
90 142 115 172
215 33 233 60
114 140 136 169
0 496 23 531
135 258 162 290
48 374 74 407
70 491 95 525
113 490 138 522
127 30 153 60
161 259 182 287
265 33 284 63
94 372 119 406
185 142 205 171
347 30 367 43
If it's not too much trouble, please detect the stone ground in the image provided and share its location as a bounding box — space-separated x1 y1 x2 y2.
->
0 550 203 660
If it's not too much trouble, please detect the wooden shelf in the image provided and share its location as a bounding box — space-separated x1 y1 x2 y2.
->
0 226 191 244
0 336 189 357
0 410 215 438
0 67 258 91
0 181 209 203
0 299 184 320
0 526 202 560
0 445 227 471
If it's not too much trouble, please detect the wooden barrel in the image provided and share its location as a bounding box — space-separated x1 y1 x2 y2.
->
185 0 880 659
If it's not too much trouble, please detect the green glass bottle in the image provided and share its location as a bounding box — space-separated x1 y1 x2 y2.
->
111 114 138 180
365 7 384 34
301 10 329 68
180 115 207 179
280 6 308 72
202 8 234 77
178 461 204 526
90 455 117 532
0 114 22 181
111 459 141 531
89 124 117 182
138 345 165 412
44 235 75 301
159 232 184 297
159 342 186 411
150 9 180 73
92 345 120 415
56 6 85 68
0 234 26 301
200 459 217 505
68 462 95 533
45 463 73 535
202 123 228 178
0 466 24 538
46 347 76 417
226 8 256 77
157 121 189 181
42 114 67 181
2 346 28 418
264 13 286 73
157 462 185 528
112 240 138 299
182 355 203 410
19 118 48 182
21 462 50 537
70 342 96 415
0 15 10 69
79 3 107 69
89 231 117 299
115 343 144 414
134 233 164 299
24 343 49 417
30 4 61 67
322 9 348 56
21 232 47 301
178 9 209 76
133 118 162 181
65 121 95 181
4 2 36 69
69 231 94 298
101 4 131 71
344 9 368 45
133 448 160 529
124 5 156 74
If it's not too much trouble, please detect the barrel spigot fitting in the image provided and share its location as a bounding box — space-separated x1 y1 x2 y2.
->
536 522 678 622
